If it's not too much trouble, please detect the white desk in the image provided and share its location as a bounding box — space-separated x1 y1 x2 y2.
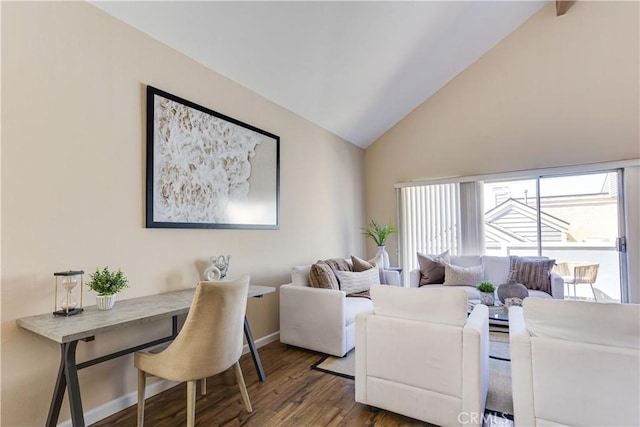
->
17 285 275 427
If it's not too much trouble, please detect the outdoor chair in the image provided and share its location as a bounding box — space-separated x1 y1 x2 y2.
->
555 263 599 301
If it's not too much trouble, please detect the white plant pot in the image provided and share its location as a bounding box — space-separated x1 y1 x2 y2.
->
96 294 116 310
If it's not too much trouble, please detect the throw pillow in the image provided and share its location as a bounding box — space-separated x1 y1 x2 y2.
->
417 250 450 285
309 261 340 290
335 268 380 295
442 262 483 287
323 258 352 274
351 254 387 284
509 256 555 293
351 255 375 272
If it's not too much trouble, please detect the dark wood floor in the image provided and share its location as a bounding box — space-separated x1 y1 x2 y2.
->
90 341 427 426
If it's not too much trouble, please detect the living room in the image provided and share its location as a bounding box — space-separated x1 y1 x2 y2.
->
2 1 639 426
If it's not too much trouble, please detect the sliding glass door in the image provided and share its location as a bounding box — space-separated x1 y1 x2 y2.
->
483 171 625 302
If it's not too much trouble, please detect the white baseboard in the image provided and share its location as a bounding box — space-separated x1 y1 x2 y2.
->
57 331 280 427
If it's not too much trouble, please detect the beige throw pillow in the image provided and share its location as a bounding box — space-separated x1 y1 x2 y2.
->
309 261 340 290
351 255 375 272
442 262 483 287
335 268 380 295
417 250 450 285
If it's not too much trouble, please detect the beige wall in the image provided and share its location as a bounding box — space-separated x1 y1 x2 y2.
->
1 2 365 425
364 2 640 267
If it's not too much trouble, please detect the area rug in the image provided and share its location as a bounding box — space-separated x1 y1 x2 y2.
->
311 329 514 422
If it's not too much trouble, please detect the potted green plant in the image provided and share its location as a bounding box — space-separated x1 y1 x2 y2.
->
476 281 496 306
87 267 129 310
361 220 397 269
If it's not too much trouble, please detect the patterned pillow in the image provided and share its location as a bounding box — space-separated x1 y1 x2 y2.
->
417 250 450 285
442 262 483 287
309 261 339 290
335 268 380 295
351 254 386 285
509 256 555 293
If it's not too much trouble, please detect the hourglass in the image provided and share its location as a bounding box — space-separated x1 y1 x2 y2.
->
53 270 84 316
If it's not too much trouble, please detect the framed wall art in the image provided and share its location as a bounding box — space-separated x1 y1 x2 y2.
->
146 86 280 229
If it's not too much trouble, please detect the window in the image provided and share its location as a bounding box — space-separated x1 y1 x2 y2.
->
395 160 637 302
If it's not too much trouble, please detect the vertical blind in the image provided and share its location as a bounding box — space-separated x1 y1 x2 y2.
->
398 183 460 283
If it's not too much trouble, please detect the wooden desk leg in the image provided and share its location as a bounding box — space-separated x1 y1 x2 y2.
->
64 340 85 427
243 316 266 382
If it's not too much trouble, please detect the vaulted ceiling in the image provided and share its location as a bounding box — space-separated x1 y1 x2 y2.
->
91 1 549 148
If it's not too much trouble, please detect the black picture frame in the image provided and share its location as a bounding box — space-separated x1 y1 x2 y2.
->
146 86 280 229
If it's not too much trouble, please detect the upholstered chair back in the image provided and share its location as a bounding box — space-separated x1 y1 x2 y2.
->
136 275 250 382
510 298 640 426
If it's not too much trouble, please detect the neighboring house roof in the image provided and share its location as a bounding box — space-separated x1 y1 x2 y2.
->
485 198 571 243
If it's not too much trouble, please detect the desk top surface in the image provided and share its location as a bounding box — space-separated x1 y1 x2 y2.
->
16 285 275 344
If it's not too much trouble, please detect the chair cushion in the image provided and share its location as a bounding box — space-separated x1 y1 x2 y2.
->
523 298 640 349
291 265 311 286
371 285 468 327
345 296 373 326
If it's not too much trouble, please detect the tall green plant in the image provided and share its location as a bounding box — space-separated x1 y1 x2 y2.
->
87 267 129 296
361 220 397 246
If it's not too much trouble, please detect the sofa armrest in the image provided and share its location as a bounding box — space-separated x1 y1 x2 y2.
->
462 304 489 426
279 283 347 356
355 309 374 403
508 306 536 427
383 270 400 286
409 268 420 288
549 272 564 299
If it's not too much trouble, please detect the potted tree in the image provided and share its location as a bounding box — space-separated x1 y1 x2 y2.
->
361 220 397 269
87 267 129 310
476 281 496 306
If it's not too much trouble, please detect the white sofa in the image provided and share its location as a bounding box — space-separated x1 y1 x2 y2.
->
509 298 640 426
356 285 489 426
279 263 400 357
409 255 564 300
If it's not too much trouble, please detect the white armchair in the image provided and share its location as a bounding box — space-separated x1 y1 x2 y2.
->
355 285 489 426
279 263 400 357
510 298 640 426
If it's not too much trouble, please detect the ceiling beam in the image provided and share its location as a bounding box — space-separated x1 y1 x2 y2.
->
556 0 570 16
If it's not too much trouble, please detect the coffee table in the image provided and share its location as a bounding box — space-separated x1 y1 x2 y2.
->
468 299 509 325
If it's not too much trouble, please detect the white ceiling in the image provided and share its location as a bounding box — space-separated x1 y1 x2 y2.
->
91 1 548 148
